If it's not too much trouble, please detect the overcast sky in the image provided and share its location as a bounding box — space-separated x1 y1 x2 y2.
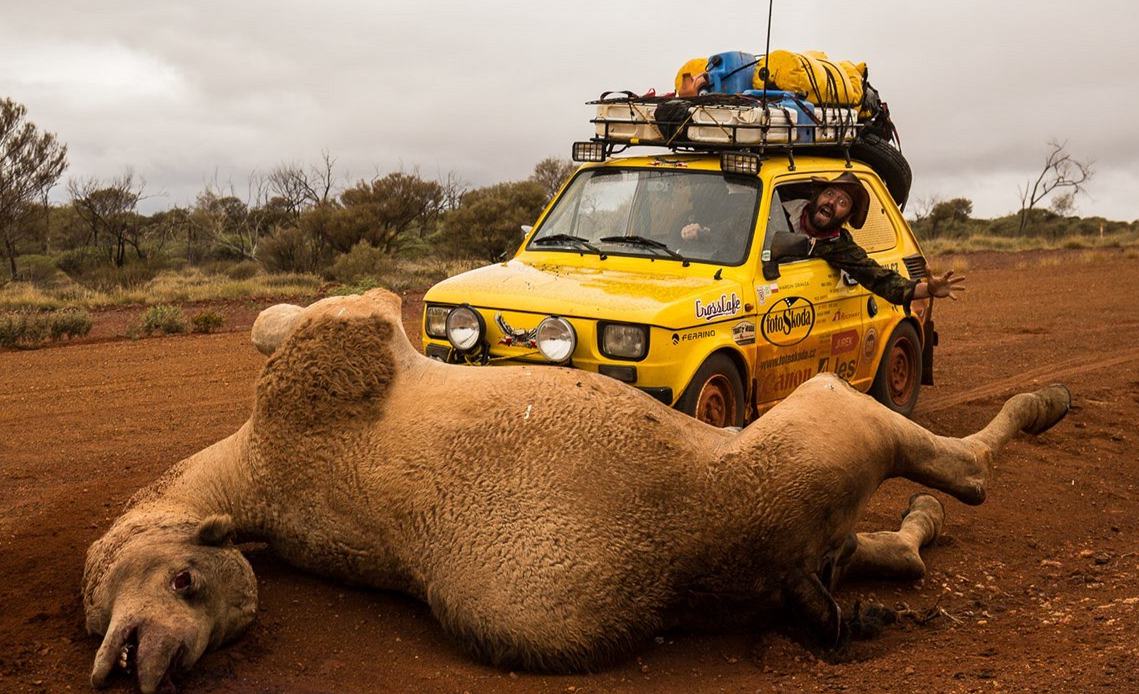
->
3 1 1136 220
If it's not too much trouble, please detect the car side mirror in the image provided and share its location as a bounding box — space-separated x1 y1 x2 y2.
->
520 224 533 237
762 231 811 280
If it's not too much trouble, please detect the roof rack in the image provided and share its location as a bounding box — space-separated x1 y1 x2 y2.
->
581 92 863 171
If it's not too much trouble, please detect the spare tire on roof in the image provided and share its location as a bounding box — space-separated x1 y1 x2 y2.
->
848 133 912 209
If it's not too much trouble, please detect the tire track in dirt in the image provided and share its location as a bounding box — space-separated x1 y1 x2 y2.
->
919 345 1139 413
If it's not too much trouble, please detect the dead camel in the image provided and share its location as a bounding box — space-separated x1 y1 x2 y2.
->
82 289 1070 692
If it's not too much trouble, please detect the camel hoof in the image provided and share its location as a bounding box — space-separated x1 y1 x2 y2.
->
1021 384 1071 435
902 493 944 525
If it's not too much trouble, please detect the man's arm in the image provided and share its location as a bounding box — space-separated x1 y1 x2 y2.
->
810 233 919 310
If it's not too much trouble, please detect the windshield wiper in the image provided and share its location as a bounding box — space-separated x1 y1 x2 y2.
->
532 234 607 258
599 235 690 266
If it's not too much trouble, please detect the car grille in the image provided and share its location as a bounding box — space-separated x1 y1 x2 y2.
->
902 254 929 279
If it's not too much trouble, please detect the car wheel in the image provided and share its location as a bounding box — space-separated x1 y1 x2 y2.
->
849 133 913 208
678 354 745 428
869 322 922 417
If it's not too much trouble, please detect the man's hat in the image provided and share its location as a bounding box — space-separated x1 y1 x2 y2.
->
810 172 870 229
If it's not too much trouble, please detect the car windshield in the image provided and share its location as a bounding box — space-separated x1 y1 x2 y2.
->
528 168 759 265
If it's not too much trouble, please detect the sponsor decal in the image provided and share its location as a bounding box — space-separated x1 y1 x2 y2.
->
831 329 860 355
755 282 780 305
695 293 742 321
836 270 860 288
732 320 756 346
863 327 878 361
495 313 537 348
674 328 716 344
760 296 816 347
759 347 816 370
831 308 859 323
816 354 858 381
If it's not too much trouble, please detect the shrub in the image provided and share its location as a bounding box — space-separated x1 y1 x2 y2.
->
191 310 225 334
13 255 65 287
257 227 323 274
0 309 92 348
225 260 261 280
48 308 93 340
139 304 187 336
0 313 48 347
327 242 396 283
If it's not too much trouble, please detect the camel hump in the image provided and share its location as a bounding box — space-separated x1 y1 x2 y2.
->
254 290 402 429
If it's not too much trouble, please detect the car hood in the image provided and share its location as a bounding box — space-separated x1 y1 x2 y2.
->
425 259 745 329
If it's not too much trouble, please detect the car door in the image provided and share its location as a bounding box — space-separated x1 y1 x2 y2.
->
843 174 909 390
752 178 866 409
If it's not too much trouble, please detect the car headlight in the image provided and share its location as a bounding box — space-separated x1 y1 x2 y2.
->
536 316 576 363
425 305 450 339
600 323 647 360
445 306 484 352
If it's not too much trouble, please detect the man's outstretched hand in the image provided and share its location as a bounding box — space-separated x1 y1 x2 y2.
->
922 270 966 300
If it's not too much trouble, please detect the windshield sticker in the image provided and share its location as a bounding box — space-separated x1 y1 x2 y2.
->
761 296 816 347
732 320 756 346
695 293 742 321
756 282 780 305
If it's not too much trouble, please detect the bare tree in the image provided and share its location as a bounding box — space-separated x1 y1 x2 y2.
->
191 173 272 261
267 150 339 219
530 156 576 202
69 171 146 267
1017 140 1093 234
0 98 68 279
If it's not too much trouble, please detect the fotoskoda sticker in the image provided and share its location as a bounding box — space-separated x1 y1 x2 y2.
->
761 296 816 346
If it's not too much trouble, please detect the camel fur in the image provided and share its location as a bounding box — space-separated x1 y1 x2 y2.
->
83 289 1070 692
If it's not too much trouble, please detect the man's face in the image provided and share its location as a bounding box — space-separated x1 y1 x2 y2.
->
807 186 854 231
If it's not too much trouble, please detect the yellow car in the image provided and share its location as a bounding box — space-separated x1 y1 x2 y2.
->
422 151 935 427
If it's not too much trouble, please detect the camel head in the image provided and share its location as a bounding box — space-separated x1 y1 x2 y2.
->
83 514 257 693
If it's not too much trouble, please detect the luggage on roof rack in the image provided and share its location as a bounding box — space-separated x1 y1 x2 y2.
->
589 92 859 151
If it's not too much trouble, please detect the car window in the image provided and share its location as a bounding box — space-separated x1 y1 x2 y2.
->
530 168 759 266
847 182 899 253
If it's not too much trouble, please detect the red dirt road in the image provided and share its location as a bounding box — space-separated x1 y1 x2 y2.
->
1 249 1137 693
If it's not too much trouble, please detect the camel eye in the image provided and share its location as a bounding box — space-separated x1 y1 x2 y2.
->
171 570 195 595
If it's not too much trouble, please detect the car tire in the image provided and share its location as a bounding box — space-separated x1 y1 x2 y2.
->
869 321 923 417
848 133 912 208
677 354 746 428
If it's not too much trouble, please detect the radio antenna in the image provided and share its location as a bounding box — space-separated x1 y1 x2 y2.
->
760 0 774 102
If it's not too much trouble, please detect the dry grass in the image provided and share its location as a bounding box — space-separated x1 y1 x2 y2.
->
922 230 1139 256
0 269 322 311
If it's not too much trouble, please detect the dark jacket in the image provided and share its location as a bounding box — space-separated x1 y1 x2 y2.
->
784 198 918 310
808 229 918 311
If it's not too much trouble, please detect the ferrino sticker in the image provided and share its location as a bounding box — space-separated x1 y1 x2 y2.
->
695 293 742 321
761 296 816 346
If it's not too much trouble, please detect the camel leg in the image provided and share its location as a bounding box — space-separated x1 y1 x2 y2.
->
840 494 944 583
888 385 1070 504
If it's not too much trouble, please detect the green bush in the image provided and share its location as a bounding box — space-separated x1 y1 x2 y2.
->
0 313 48 347
0 309 92 348
327 242 396 283
225 260 261 280
48 308 93 340
13 255 65 287
139 304 187 336
191 310 225 334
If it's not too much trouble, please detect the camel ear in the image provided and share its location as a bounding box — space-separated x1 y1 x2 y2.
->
196 514 236 546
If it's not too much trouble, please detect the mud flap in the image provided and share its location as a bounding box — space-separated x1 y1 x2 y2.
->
921 317 936 386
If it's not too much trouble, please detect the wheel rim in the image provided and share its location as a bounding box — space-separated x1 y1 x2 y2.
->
886 335 919 407
695 374 737 427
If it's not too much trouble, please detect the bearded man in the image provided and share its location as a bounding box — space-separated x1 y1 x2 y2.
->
785 172 965 310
